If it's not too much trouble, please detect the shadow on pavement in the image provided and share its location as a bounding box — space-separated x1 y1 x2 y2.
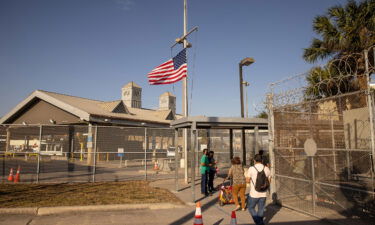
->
264 204 281 224
168 195 218 225
212 218 224 225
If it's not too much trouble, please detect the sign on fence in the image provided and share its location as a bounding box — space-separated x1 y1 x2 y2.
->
117 148 124 157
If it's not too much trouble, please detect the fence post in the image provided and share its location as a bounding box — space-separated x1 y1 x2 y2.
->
87 124 93 165
5 127 10 153
330 113 337 180
92 125 98 183
175 129 179 192
364 49 375 175
266 93 277 200
37 125 42 183
3 126 10 181
346 124 352 180
311 156 316 215
144 127 148 181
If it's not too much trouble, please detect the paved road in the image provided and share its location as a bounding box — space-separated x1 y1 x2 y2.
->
0 175 365 225
0 205 335 225
0 157 176 183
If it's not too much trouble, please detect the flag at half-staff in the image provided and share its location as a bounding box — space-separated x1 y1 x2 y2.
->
148 48 187 85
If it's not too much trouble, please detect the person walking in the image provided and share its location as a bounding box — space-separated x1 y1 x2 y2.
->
225 157 246 211
207 151 217 194
246 154 271 225
258 150 270 167
200 149 210 196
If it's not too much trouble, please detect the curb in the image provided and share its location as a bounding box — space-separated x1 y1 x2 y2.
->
0 207 37 215
0 203 186 216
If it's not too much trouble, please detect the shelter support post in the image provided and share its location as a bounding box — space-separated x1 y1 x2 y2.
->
254 126 259 155
191 122 197 202
229 129 233 160
183 128 188 184
174 129 179 192
242 128 246 166
207 129 211 150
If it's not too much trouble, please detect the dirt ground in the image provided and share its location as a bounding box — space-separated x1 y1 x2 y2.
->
0 181 184 207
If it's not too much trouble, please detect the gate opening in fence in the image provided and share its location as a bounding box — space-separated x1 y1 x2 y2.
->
171 116 268 202
267 47 375 222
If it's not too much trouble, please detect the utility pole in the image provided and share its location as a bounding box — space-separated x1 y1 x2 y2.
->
172 0 197 184
182 0 189 184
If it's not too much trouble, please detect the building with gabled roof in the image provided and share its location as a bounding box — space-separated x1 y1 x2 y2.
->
0 82 179 127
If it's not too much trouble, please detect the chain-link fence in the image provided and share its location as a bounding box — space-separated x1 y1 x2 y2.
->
0 125 180 183
268 47 375 223
0 125 268 184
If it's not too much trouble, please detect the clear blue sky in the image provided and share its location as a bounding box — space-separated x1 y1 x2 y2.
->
0 0 347 118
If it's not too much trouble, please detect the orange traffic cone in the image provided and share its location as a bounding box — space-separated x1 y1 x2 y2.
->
14 166 21 183
153 161 159 171
7 168 14 182
193 201 203 225
230 210 237 225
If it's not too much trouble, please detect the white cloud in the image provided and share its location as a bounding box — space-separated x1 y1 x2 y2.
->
114 0 134 11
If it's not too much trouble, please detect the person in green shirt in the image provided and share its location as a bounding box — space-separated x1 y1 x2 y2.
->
200 149 210 196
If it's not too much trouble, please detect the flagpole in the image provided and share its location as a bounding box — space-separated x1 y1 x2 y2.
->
182 0 189 184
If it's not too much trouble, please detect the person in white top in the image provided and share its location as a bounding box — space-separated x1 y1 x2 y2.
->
246 154 271 225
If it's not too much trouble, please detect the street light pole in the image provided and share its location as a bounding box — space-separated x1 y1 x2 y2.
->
239 57 255 166
239 64 245 118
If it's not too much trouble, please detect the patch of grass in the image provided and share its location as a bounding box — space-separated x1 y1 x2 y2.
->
0 181 184 208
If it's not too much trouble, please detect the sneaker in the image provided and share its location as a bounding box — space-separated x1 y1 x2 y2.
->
241 208 246 211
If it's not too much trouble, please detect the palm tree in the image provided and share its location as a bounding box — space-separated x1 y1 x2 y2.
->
303 0 375 63
303 0 375 97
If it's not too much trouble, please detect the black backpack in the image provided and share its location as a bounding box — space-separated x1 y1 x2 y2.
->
252 166 270 192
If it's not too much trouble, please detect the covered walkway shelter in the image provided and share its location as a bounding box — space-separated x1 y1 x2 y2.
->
171 116 268 202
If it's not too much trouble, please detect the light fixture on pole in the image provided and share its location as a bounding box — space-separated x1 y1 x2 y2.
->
239 57 254 166
239 57 254 118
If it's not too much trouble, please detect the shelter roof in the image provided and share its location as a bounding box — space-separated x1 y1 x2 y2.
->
171 116 268 129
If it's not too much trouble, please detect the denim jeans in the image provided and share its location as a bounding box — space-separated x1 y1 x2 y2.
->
201 172 209 195
248 196 266 225
208 170 216 192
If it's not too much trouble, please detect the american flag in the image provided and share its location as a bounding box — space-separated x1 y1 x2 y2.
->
148 48 187 85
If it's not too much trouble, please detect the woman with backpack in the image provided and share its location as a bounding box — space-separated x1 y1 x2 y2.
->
225 156 246 211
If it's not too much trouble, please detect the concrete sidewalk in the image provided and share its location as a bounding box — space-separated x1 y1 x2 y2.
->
149 178 334 225
0 177 356 225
